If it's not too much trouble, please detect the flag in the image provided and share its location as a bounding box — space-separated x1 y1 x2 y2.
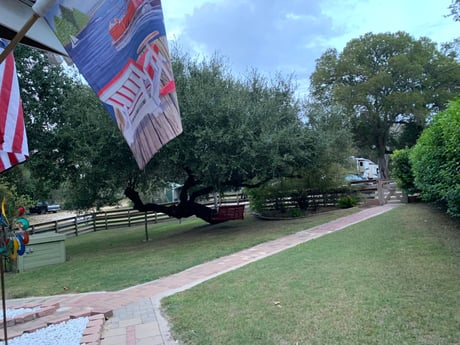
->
0 39 29 173
43 0 182 170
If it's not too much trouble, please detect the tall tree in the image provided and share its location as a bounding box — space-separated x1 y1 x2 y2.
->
9 48 317 220
310 32 460 179
125 54 317 223
303 100 356 183
10 44 75 200
57 84 137 209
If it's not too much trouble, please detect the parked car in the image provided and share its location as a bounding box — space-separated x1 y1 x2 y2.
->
29 202 61 214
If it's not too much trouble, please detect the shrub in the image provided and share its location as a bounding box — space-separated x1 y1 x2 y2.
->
338 195 358 208
410 99 460 217
391 149 418 194
287 208 303 218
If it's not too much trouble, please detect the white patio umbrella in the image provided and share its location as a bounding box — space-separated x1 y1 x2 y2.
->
0 0 66 63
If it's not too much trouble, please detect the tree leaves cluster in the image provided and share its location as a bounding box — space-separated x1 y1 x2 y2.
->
125 54 321 222
409 99 460 217
310 32 460 178
6 46 342 221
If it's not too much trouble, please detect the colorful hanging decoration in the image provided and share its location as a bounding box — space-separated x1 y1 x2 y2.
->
0 200 29 259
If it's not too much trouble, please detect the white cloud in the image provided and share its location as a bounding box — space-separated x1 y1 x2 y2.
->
162 0 458 96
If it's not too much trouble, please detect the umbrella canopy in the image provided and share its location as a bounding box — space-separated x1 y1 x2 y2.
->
0 0 67 56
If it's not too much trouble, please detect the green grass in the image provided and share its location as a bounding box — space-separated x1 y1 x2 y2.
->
162 204 460 345
5 207 359 298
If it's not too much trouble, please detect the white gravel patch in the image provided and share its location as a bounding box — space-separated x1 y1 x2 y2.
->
0 317 89 345
0 307 41 320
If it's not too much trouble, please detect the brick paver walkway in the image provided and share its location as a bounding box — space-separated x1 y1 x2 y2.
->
5 204 399 344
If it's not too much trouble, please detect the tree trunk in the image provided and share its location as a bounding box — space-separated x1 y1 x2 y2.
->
124 186 227 224
377 154 389 180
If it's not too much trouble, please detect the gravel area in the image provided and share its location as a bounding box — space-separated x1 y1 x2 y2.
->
0 307 41 320
0 317 89 345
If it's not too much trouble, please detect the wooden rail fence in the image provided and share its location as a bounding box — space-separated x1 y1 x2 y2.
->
27 184 401 237
29 193 249 238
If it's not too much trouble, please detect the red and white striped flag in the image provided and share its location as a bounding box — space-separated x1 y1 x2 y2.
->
0 39 29 173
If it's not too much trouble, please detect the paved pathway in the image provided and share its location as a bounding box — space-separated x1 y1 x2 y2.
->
6 204 399 344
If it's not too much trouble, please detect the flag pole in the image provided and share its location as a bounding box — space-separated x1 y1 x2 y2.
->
0 250 7 345
0 0 56 65
0 13 40 65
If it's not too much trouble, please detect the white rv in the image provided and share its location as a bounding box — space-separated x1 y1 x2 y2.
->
353 157 380 179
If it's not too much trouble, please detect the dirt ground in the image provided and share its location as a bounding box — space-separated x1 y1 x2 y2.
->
26 210 78 225
26 200 131 225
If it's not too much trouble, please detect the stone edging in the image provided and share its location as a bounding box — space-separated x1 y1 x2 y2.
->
0 302 111 345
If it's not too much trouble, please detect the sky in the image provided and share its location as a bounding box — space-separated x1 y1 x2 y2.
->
161 0 458 96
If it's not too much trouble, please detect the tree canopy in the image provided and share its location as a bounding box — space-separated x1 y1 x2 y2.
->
310 31 460 179
7 47 326 222
7 45 74 200
125 54 318 223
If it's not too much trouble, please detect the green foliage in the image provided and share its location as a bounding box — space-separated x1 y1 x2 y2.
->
338 195 358 209
146 53 317 195
246 181 290 213
310 32 460 179
13 44 75 201
390 149 417 194
247 177 350 215
303 102 356 184
287 208 303 218
56 84 136 210
10 45 321 210
0 180 32 225
410 99 460 217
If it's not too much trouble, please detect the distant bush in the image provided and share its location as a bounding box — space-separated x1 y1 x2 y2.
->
287 208 303 218
338 195 358 209
391 149 418 194
247 177 355 217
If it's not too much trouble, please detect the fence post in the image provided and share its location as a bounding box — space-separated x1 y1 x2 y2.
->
74 216 79 236
144 212 149 241
92 212 96 232
54 220 58 233
128 209 131 227
104 211 108 230
378 180 385 205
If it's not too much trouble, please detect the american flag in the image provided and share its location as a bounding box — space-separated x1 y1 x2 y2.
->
0 39 29 173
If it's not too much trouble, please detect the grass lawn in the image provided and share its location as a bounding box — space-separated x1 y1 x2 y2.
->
5 207 359 298
162 204 460 345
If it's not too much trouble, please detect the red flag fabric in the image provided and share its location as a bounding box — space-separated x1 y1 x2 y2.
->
0 39 29 173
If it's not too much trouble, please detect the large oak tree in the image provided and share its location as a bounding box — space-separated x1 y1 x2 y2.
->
310 32 460 179
9 46 318 223
125 54 317 223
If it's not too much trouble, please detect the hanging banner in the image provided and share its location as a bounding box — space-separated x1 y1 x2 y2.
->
43 0 182 169
0 39 29 173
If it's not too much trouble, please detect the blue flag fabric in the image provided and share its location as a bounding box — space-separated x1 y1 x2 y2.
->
44 0 182 169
